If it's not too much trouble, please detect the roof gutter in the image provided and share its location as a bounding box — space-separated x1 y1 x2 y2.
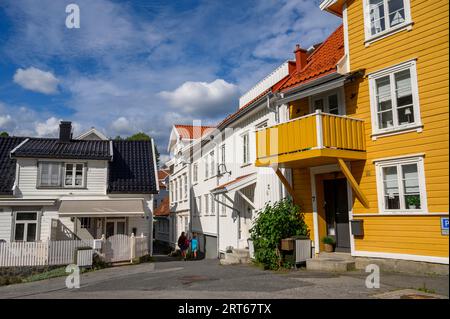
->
9 138 29 159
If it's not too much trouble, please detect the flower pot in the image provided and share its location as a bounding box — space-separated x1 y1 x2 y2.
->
409 205 416 209
324 243 334 252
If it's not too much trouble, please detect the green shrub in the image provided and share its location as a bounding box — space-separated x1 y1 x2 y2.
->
250 199 309 270
321 236 335 245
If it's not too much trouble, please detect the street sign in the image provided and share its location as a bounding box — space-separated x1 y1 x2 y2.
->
441 217 449 235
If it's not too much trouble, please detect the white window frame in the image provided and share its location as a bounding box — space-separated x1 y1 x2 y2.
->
210 151 216 177
242 132 250 165
63 163 86 188
369 59 422 139
193 163 198 184
178 177 183 201
38 162 62 188
198 196 202 217
210 194 216 216
363 0 413 45
12 211 40 242
183 174 188 199
220 144 226 165
375 155 427 214
308 88 346 115
175 179 178 202
204 155 209 179
220 194 227 216
204 194 209 216
79 217 91 229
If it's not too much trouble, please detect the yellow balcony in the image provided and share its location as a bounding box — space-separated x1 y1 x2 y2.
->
255 111 367 168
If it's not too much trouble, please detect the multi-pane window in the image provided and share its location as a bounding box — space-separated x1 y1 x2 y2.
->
312 92 341 115
220 195 227 216
376 157 426 212
80 217 91 229
175 180 178 202
365 0 411 39
14 212 38 242
184 174 188 199
170 181 174 204
220 145 226 165
242 133 250 165
193 163 198 183
179 177 183 201
198 196 202 216
64 163 84 187
210 151 215 177
205 156 209 179
204 194 209 215
210 194 215 216
39 162 62 187
369 61 421 135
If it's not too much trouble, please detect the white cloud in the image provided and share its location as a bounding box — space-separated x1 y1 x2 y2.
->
13 67 59 94
111 117 133 135
159 79 239 117
35 117 61 137
0 114 14 130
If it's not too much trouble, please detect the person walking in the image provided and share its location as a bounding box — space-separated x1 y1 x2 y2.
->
177 232 189 261
191 233 199 259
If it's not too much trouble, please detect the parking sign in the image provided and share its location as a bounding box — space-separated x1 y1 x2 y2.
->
441 217 449 235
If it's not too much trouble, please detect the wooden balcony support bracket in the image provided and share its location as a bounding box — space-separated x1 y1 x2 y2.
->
236 190 256 209
337 158 370 208
271 165 296 201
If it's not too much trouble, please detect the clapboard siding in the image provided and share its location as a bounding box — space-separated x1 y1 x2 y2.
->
344 0 449 258
16 158 108 197
0 208 12 242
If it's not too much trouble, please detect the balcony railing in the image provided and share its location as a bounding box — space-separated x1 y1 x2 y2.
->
255 111 366 167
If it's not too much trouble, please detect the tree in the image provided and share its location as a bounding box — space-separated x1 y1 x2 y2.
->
125 132 160 167
0 131 9 137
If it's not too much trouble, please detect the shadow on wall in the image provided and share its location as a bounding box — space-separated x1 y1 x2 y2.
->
50 218 80 241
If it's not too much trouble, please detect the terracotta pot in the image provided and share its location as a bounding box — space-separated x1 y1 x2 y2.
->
324 243 334 252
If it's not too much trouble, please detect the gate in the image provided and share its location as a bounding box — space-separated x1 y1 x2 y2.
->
104 234 132 263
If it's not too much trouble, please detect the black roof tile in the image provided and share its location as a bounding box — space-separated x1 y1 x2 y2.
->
0 137 26 195
108 140 158 194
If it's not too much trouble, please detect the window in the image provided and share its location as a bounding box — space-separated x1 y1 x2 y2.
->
210 151 215 177
39 162 62 187
184 174 188 199
220 144 226 165
80 217 91 229
193 163 198 183
242 133 250 165
14 212 38 242
375 156 427 213
204 194 209 215
170 181 174 204
205 156 209 179
175 180 178 202
220 195 227 216
364 0 412 42
310 90 344 115
179 177 183 201
210 194 215 216
369 60 421 137
64 163 85 187
198 196 202 216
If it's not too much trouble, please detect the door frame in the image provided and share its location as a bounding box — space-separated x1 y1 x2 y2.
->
310 163 355 255
105 218 127 237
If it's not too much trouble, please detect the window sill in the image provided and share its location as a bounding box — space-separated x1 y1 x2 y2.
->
364 21 414 46
240 163 252 168
36 186 87 190
371 124 423 140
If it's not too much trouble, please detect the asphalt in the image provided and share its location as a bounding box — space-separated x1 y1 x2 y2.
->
0 256 448 299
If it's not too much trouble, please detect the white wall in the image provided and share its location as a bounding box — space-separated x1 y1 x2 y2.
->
16 158 108 198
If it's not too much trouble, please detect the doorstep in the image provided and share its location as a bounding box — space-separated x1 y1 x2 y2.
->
306 252 356 272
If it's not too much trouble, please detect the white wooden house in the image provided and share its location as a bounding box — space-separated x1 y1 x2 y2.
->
0 122 158 253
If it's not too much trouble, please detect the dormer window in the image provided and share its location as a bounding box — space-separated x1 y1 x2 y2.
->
64 163 85 187
38 162 86 188
39 162 62 187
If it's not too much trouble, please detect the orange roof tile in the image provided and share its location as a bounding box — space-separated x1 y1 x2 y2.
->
174 124 216 140
211 173 256 192
154 196 170 217
158 169 170 188
279 25 344 91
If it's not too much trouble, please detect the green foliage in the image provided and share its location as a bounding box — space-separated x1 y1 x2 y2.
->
406 195 420 207
321 236 335 245
250 199 309 270
0 131 9 137
126 132 151 141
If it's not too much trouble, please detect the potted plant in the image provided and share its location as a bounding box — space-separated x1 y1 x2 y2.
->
322 236 335 252
406 195 420 209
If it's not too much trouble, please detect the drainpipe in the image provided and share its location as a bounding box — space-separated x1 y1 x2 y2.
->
266 92 279 124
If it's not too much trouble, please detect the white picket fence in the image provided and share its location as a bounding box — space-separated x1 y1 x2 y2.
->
0 240 93 267
0 235 148 267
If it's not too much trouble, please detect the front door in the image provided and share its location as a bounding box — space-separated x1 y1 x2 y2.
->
105 219 126 238
323 178 350 252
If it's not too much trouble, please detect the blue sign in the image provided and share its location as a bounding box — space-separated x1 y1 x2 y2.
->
441 217 449 235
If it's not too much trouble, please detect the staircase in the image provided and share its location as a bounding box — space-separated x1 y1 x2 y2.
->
220 248 251 265
306 252 356 272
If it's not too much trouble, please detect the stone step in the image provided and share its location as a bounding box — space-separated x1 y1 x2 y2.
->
306 258 356 272
232 248 250 258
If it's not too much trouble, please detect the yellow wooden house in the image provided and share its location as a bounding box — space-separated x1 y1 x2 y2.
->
255 0 448 264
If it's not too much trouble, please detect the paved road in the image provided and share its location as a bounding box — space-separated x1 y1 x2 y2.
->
0 257 448 299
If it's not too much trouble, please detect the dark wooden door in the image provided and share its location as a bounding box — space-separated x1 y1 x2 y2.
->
324 178 350 252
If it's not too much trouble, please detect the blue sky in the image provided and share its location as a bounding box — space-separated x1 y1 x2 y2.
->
0 0 340 162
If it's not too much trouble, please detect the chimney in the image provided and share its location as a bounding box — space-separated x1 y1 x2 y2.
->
294 44 308 72
59 121 72 143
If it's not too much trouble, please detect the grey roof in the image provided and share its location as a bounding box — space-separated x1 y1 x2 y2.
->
108 140 158 194
11 138 112 160
0 137 26 195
